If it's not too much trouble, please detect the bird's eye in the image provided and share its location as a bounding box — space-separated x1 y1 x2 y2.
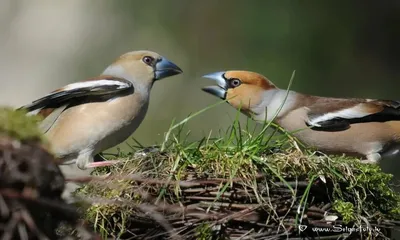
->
142 56 155 66
229 79 242 88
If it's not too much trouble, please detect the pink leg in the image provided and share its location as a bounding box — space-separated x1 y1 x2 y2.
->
85 160 121 168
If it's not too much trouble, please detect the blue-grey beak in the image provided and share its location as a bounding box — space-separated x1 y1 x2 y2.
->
201 71 227 100
154 57 183 80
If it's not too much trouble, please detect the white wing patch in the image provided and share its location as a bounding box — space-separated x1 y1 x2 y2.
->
307 104 372 127
26 109 41 116
19 77 134 115
63 80 129 91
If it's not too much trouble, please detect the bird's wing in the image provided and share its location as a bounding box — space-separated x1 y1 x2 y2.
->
19 76 134 133
20 76 134 112
305 98 400 131
37 105 69 133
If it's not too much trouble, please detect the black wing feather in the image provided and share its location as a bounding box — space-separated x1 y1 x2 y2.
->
19 79 134 112
306 118 351 132
307 99 400 132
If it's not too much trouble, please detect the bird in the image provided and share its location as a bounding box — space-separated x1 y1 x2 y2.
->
19 50 182 199
201 70 400 164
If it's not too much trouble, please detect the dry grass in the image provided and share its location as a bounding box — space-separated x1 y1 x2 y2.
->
75 118 400 239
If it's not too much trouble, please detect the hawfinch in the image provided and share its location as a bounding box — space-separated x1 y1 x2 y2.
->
19 50 182 182
202 70 400 164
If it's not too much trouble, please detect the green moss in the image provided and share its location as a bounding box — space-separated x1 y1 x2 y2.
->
330 160 400 221
195 222 213 240
81 143 400 237
333 200 355 223
78 112 400 238
0 107 44 142
86 203 131 239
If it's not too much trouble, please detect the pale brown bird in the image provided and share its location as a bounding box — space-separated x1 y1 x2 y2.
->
202 70 400 164
20 50 182 199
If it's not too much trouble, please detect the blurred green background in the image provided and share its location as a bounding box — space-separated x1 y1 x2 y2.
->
1 0 400 233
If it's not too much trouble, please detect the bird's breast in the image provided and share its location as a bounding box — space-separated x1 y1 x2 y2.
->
46 93 149 157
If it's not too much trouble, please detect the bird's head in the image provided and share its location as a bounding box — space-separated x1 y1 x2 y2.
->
103 50 183 89
202 70 277 116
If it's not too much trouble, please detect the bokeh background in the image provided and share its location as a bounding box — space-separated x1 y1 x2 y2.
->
1 0 400 235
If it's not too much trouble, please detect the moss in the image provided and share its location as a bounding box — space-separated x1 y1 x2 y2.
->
330 160 400 221
355 163 400 217
85 201 133 238
0 107 44 142
195 222 214 240
333 200 355 223
80 144 400 238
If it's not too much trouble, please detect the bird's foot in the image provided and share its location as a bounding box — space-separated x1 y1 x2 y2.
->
85 160 122 168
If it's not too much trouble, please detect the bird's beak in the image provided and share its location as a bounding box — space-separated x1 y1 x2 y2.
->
154 57 183 80
201 71 227 100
